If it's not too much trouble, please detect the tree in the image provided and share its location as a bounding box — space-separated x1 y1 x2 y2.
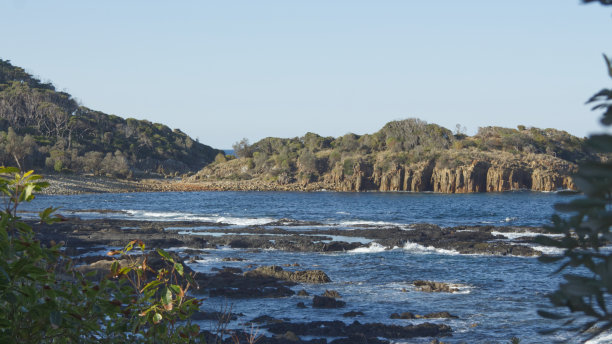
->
232 137 253 158
4 128 36 170
537 2 612 340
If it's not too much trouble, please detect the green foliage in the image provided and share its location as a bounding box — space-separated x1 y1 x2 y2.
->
0 168 205 343
0 59 222 176
342 158 355 176
537 53 612 340
232 138 253 158
214 152 227 164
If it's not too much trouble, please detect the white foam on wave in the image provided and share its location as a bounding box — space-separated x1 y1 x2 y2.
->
402 241 460 255
349 242 387 253
124 210 275 226
586 332 612 344
527 244 565 255
491 231 564 240
339 220 402 228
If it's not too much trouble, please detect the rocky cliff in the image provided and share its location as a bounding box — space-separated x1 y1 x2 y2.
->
320 153 576 192
188 119 593 193
189 150 578 193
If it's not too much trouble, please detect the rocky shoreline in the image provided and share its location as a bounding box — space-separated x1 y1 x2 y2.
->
30 214 555 343
39 173 581 196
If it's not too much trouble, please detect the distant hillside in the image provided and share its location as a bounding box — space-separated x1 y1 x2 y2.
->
0 59 222 176
190 118 597 193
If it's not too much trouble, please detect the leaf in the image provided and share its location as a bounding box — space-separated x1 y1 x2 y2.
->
110 261 120 276
141 280 163 293
152 312 162 324
174 263 184 276
157 248 174 263
161 287 173 310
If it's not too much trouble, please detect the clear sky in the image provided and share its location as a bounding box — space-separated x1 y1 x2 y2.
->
1 1 610 148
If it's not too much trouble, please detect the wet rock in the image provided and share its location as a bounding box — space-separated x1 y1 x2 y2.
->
329 335 390 344
222 257 246 262
250 315 284 324
323 290 341 298
413 280 458 293
423 311 458 319
211 266 243 274
390 312 416 319
195 268 296 299
297 302 307 308
391 311 458 319
312 295 346 308
265 320 452 339
297 289 310 296
192 311 241 321
275 331 300 342
209 286 294 298
245 266 331 283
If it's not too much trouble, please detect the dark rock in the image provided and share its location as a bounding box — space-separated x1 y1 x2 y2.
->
413 280 458 293
222 257 246 262
423 311 458 319
191 311 241 321
245 266 331 283
297 302 307 308
209 285 294 298
275 331 300 342
265 320 452 339
211 266 243 274
250 315 284 324
195 267 296 299
390 312 416 319
329 334 390 344
297 289 310 296
323 290 341 298
312 295 346 308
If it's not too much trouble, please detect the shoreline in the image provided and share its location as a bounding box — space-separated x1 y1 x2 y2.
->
39 173 580 196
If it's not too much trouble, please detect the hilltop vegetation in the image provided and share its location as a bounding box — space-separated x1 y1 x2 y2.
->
192 118 593 193
0 59 222 177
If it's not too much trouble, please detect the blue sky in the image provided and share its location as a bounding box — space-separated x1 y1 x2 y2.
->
1 1 610 148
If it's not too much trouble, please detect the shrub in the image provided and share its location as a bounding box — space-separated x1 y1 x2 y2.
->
0 168 205 343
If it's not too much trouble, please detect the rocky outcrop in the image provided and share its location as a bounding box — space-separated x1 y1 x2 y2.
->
322 153 578 193
312 295 346 308
245 266 331 283
413 281 459 293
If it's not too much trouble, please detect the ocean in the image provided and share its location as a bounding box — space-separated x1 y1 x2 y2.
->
21 190 605 343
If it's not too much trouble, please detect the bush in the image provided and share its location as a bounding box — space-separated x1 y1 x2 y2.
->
0 168 205 343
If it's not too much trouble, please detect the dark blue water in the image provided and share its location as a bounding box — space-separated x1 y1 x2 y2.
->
25 190 572 227
21 191 600 343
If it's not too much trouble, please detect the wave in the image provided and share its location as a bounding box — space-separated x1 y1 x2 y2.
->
526 244 565 255
339 220 403 228
402 241 460 255
349 242 387 253
124 210 276 226
491 231 563 240
586 332 612 344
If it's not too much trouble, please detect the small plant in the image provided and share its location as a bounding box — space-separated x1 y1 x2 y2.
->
106 241 203 342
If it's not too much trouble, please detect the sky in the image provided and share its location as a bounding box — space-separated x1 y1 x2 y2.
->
1 1 611 149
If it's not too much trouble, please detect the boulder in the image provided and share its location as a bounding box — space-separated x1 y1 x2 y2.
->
245 266 331 283
413 280 458 293
313 295 346 308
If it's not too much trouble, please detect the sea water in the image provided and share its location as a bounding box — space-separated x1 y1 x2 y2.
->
21 191 601 343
